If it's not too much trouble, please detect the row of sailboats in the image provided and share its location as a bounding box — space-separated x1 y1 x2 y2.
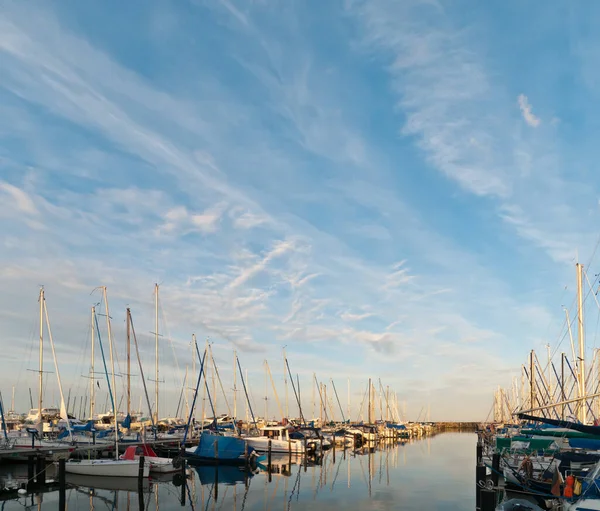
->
488 262 600 510
1 284 415 478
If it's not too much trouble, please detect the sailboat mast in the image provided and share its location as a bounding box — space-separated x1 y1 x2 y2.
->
312 373 316 421
264 360 268 421
192 334 196 422
38 288 44 428
127 308 131 418
577 263 586 423
233 349 237 420
283 348 289 419
43 296 72 442
155 283 159 423
102 287 119 459
90 307 95 419
368 378 372 424
347 378 350 422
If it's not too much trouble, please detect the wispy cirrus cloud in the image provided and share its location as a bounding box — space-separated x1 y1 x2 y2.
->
518 94 541 127
1 0 590 421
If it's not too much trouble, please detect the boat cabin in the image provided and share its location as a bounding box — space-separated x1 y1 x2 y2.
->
260 426 291 441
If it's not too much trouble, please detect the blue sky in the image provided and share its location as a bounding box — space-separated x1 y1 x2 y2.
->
1 0 600 421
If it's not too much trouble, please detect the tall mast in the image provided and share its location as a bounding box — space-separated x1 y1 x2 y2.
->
90 307 95 420
38 287 44 429
126 308 131 418
368 378 372 424
577 263 586 423
43 295 72 442
283 348 289 419
192 334 196 421
386 386 389 422
529 350 535 411
312 373 316 420
154 283 159 423
347 378 350 422
233 349 237 420
102 287 119 459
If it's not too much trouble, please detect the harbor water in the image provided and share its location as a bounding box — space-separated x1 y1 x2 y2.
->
0 433 476 510
0 433 477 511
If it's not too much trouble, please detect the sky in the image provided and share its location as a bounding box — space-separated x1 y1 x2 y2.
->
2 0 600 422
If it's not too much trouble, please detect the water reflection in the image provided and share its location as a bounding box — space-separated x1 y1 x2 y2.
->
0 433 476 511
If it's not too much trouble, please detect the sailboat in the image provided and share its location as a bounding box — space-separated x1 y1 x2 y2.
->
122 305 178 473
66 287 149 478
182 343 254 465
10 289 73 452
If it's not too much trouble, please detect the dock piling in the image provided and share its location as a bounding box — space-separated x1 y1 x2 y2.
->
480 488 496 511
180 457 186 506
138 455 145 492
475 464 486 510
27 455 34 491
58 458 66 511
36 456 46 486
491 453 500 487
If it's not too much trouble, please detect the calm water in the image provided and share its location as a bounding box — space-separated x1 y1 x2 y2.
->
0 433 476 510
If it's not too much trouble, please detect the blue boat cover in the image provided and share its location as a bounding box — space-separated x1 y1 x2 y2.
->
385 422 407 430
191 432 248 461
121 414 132 429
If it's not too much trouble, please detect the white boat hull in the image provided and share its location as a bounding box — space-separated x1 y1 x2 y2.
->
245 437 311 454
65 459 150 478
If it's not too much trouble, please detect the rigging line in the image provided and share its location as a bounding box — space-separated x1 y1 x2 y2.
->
209 344 231 416
93 312 115 416
159 303 187 418
584 232 600 273
130 311 157 436
183 343 207 446
236 354 258 432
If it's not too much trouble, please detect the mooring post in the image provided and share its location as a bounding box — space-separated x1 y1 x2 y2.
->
180 457 186 506
27 455 34 491
138 485 145 510
476 464 486 510
288 438 292 467
138 455 145 492
491 453 500 487
476 441 483 465
333 439 336 464
36 456 45 486
267 439 272 469
58 458 66 511
480 488 496 511
244 441 249 470
214 437 219 465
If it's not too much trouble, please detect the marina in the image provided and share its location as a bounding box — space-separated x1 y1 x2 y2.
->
0 432 476 510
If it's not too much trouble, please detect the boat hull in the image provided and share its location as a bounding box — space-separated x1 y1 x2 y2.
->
65 459 150 477
244 438 309 454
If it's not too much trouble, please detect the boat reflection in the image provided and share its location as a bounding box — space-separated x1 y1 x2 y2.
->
0 433 472 510
66 473 151 492
194 464 254 485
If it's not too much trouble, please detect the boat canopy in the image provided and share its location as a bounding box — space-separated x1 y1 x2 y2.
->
517 413 600 436
122 445 158 460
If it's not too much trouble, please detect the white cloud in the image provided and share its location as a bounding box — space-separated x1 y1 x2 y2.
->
230 208 269 229
340 311 374 321
0 181 39 215
518 94 541 127
159 203 226 235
